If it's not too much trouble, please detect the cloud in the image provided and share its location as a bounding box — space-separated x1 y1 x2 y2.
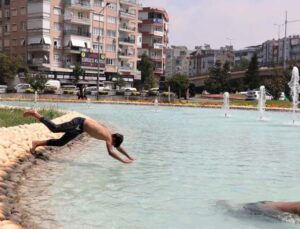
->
140 0 300 49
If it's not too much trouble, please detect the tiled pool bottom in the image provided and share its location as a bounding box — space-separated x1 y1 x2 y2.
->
7 101 300 229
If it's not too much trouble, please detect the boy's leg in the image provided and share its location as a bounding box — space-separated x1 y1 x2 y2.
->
31 132 80 153
24 109 79 133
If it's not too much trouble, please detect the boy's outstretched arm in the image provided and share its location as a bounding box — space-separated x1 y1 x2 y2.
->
106 142 132 164
116 146 134 160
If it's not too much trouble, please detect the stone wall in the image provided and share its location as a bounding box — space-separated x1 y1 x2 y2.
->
0 108 86 229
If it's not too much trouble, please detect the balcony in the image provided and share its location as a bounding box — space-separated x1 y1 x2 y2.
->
28 58 49 66
120 9 136 19
120 0 139 6
119 51 135 59
153 43 164 49
119 37 135 46
119 65 134 72
64 0 92 11
150 55 162 61
119 24 136 33
27 44 50 52
153 30 164 37
64 15 90 25
64 30 91 37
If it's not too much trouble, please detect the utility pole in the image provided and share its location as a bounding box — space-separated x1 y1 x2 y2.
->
283 11 288 69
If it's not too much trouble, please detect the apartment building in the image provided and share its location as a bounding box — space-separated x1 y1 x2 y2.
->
0 0 142 86
165 45 191 78
138 7 169 79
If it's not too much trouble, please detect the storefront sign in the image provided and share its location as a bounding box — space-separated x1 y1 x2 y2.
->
81 52 106 68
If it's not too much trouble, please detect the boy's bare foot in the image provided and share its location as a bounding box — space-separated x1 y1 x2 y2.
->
29 140 38 154
23 109 42 120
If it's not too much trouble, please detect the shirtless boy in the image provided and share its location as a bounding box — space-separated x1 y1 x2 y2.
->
24 110 134 164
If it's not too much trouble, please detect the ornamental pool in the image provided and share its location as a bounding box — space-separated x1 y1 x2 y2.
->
4 101 300 229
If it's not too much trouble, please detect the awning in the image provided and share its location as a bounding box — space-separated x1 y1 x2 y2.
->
28 37 42 45
43 36 52 45
71 39 85 48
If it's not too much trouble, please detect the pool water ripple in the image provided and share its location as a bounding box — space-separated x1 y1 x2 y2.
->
6 102 300 228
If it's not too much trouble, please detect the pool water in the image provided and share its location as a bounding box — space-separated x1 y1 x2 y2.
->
6 101 300 229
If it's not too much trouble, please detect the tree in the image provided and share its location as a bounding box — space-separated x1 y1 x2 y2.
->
72 63 84 85
204 61 231 93
0 53 20 84
137 53 154 88
168 74 189 98
144 72 157 90
244 53 259 89
26 73 47 93
234 57 249 71
114 74 125 89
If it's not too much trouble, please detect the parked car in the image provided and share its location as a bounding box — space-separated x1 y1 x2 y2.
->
116 87 137 96
14 83 31 93
44 80 61 94
61 85 78 95
245 90 273 101
0 85 7 94
148 88 159 96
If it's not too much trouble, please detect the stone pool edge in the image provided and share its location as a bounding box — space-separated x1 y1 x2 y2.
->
0 106 88 229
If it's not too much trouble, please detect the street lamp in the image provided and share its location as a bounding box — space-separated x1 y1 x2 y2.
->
283 11 300 69
97 2 111 100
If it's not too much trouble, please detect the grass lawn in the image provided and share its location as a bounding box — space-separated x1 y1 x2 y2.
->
0 108 63 127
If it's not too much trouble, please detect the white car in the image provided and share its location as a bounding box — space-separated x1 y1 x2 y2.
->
14 83 31 93
0 85 7 93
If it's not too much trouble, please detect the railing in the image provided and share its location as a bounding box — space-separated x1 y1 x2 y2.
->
27 44 50 51
119 38 135 44
120 0 138 5
120 25 136 32
28 58 49 65
64 0 92 9
120 9 136 18
64 30 91 37
119 66 134 71
64 15 90 24
119 51 135 57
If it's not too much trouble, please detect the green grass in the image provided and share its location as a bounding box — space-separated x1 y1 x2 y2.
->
0 108 63 127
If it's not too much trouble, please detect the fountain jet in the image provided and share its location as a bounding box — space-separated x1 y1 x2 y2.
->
223 92 230 118
288 66 300 124
258 86 266 120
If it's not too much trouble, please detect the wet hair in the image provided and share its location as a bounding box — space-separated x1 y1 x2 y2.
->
112 133 124 148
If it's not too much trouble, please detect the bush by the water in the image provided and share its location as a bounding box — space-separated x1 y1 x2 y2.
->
0 108 63 127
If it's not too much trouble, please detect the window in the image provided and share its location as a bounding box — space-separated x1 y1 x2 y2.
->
11 9 17 17
11 24 17 31
107 3 117 10
93 28 104 36
4 24 10 33
21 21 26 31
106 44 116 52
93 13 104 22
106 58 116 65
5 10 10 18
54 39 61 48
107 30 116 38
20 7 26 15
53 7 62 16
93 43 103 51
54 54 62 63
94 0 103 6
54 23 62 31
107 16 116 24
20 38 25 46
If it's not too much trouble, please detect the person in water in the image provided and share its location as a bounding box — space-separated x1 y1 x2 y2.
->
23 109 134 164
243 201 300 216
218 200 300 221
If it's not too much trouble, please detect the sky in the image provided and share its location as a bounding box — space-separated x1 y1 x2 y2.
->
141 0 300 50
